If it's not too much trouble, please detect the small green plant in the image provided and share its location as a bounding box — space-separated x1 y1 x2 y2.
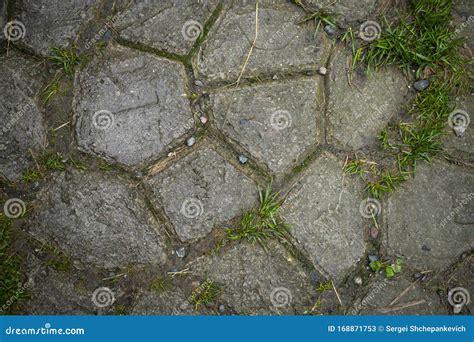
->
0 214 26 312
188 279 222 310
41 74 61 105
150 277 172 293
225 183 291 251
369 258 403 279
40 242 72 272
316 281 332 293
49 47 81 75
21 169 41 184
99 162 113 172
39 152 66 171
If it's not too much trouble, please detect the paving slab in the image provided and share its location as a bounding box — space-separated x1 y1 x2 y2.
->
193 3 330 84
385 161 474 270
280 152 366 282
0 51 46 181
327 45 409 151
74 44 194 166
115 0 219 55
28 170 168 269
147 145 257 242
211 78 323 174
351 275 446 315
11 0 96 56
187 242 316 314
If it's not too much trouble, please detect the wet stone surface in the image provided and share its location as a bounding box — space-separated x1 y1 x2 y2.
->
74 44 194 166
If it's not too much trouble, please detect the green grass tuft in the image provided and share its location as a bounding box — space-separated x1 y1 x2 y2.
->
49 47 81 75
39 152 66 171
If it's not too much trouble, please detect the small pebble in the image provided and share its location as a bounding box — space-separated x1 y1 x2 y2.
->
176 247 186 258
369 227 379 239
368 254 378 263
238 155 248 164
218 304 225 312
354 276 363 285
318 66 327 75
421 244 431 251
134 171 144 178
413 79 429 91
200 116 208 124
194 80 204 87
324 25 337 36
186 137 196 147
272 74 278 80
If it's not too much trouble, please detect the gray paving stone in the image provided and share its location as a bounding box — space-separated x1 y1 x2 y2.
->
187 242 316 314
0 51 46 181
115 0 219 55
351 275 446 315
193 3 330 84
147 145 257 242
280 152 366 282
132 287 195 315
327 46 409 150
453 0 474 50
12 0 96 56
443 96 474 162
385 162 474 270
23 255 91 315
212 79 323 174
74 44 194 166
28 170 168 269
304 0 378 26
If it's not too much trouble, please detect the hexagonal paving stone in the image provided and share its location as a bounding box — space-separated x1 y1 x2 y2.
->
115 0 219 55
351 275 446 315
304 0 378 26
212 79 323 174
187 242 317 314
147 145 256 242
193 2 330 84
327 45 409 151
74 44 194 166
28 170 168 269
0 51 47 181
12 0 96 56
280 152 366 282
385 161 474 270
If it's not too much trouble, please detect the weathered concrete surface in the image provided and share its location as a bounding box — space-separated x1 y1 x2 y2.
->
23 255 91 315
147 146 256 242
132 287 194 315
0 51 46 181
212 79 323 174
385 161 474 270
187 242 317 314
74 44 194 166
443 96 474 162
352 275 446 315
116 0 219 55
193 3 330 84
304 0 379 26
327 46 409 150
12 0 96 56
28 170 168 269
280 152 366 282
